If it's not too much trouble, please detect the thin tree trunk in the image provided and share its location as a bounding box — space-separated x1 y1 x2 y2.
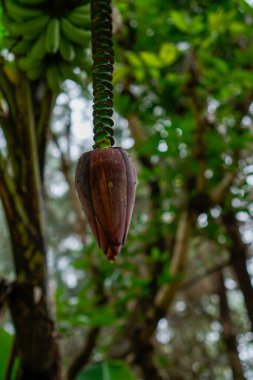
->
0 73 62 379
223 211 253 332
217 270 245 380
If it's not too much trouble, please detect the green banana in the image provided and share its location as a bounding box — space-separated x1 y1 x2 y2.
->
6 14 49 37
46 64 63 93
68 12 90 28
59 35 76 62
70 4 90 16
2 13 14 32
18 55 39 71
74 46 89 67
2 36 16 50
6 0 43 21
12 38 33 54
26 62 45 80
58 61 81 83
16 0 46 4
30 31 46 60
58 61 73 79
46 18 60 54
60 18 91 46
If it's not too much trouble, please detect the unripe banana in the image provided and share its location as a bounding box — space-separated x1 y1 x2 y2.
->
2 13 15 33
6 14 49 37
16 0 46 4
6 0 43 21
59 35 76 62
46 18 60 54
26 62 45 80
74 46 89 67
18 55 38 71
68 12 90 28
59 61 81 83
12 38 33 54
30 32 47 60
46 64 62 93
60 18 91 46
58 61 72 79
2 36 16 50
69 4 90 16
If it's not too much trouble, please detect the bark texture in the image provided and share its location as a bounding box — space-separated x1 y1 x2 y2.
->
0 71 61 379
217 271 245 380
223 210 253 332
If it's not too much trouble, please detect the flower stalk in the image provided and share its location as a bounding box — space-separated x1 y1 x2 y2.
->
91 0 114 149
75 0 137 260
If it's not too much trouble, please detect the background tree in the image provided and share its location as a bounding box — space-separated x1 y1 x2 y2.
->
1 0 253 379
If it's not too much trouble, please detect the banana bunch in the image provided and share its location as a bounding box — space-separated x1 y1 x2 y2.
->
1 0 91 92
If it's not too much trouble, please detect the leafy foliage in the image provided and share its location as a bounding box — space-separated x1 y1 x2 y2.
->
76 361 136 380
0 329 19 380
0 0 253 379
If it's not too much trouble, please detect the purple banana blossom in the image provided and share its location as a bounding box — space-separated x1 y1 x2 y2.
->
75 147 137 261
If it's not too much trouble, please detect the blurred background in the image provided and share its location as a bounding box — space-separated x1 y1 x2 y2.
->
1 0 253 379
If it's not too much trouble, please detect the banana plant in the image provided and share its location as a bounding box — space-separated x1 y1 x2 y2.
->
75 0 137 261
0 1 94 378
1 0 91 90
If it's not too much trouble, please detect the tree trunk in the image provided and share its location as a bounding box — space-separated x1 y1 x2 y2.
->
8 235 61 380
0 73 62 379
217 270 245 380
223 211 253 332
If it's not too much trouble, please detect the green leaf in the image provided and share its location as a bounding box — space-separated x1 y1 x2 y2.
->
140 51 161 68
126 51 143 68
113 63 129 84
170 11 203 35
159 43 178 66
0 6 5 49
0 328 19 380
76 361 137 380
229 21 246 35
171 10 191 33
125 51 145 81
208 9 226 33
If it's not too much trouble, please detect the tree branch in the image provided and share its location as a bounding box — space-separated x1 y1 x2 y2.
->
154 210 195 312
0 279 10 324
0 59 17 117
222 210 253 332
37 89 55 180
66 263 107 379
0 153 19 221
127 114 148 144
185 52 207 193
216 270 246 380
109 210 195 365
67 328 99 380
180 259 231 292
210 172 236 206
15 72 44 232
51 131 87 243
